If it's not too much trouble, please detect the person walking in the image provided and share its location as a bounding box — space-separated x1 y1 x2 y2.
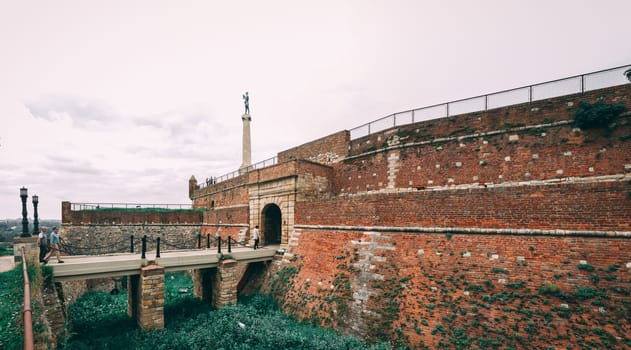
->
44 226 64 263
37 226 49 263
253 225 260 250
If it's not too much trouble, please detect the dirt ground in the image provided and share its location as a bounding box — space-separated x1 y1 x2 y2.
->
0 255 14 272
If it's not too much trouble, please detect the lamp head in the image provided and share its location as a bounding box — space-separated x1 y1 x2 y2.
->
32 195 38 204
20 187 28 197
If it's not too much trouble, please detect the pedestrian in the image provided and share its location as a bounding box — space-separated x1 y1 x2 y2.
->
253 225 260 250
37 226 49 263
44 226 64 263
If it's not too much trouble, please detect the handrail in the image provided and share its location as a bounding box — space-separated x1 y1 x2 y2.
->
70 203 193 211
349 64 631 140
21 247 34 350
199 156 277 188
202 65 630 184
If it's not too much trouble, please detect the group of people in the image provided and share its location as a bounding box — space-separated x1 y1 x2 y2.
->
205 177 217 186
37 226 64 264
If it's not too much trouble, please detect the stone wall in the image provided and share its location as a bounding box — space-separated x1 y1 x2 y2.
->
62 202 203 225
61 224 202 255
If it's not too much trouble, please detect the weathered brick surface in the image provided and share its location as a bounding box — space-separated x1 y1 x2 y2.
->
212 260 248 308
278 130 350 165
297 180 631 232
349 85 630 156
136 263 165 329
277 229 631 348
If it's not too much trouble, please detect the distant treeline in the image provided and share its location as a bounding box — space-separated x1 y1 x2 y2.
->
0 219 61 241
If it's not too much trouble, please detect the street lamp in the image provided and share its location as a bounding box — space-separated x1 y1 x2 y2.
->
32 195 39 235
20 187 30 237
625 68 631 83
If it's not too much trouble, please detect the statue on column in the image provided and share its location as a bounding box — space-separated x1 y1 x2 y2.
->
242 92 250 114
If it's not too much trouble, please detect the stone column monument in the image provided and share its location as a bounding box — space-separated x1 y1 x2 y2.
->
240 92 252 173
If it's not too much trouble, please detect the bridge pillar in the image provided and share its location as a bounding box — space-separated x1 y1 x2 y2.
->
192 268 214 303
212 259 241 308
128 263 165 329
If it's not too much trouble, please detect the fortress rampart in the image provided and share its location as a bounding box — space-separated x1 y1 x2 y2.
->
62 82 631 348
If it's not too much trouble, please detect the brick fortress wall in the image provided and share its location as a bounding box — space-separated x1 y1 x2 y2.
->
267 84 631 348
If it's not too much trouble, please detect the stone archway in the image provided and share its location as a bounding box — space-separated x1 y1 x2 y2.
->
261 204 282 245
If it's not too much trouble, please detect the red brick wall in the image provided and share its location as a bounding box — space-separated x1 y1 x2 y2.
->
349 85 631 155
336 119 630 193
296 181 631 232
276 229 631 348
61 202 203 225
278 130 350 164
193 176 249 209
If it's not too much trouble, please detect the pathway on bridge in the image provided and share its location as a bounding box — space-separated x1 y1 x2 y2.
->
52 245 280 281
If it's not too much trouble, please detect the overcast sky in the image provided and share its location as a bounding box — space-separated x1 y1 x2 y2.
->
1 0 630 220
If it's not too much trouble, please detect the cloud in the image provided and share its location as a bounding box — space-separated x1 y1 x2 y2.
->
43 155 102 176
25 95 118 129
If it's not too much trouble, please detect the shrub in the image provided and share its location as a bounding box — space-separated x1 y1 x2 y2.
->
578 263 595 271
539 283 561 296
573 100 626 129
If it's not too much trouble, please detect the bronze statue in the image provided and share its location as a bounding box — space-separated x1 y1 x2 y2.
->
243 92 250 114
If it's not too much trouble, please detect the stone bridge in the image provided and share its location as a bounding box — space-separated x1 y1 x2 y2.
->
49 245 280 329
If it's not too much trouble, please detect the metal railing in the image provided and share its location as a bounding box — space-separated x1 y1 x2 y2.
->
349 64 631 140
202 65 630 185
21 247 34 350
71 203 193 211
200 156 277 188
60 233 251 257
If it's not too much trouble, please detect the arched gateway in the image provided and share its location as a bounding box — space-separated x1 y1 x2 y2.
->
261 203 282 245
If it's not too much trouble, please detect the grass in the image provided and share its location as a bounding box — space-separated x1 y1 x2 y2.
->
64 272 386 350
0 265 24 350
0 242 13 256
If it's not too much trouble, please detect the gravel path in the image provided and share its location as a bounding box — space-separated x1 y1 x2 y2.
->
0 255 14 272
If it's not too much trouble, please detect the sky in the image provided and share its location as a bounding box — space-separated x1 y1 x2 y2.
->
1 0 630 220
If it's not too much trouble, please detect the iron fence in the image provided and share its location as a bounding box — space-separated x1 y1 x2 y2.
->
199 156 277 188
349 64 631 140
205 65 630 185
71 203 193 211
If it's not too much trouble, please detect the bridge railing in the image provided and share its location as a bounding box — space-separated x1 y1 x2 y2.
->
349 64 631 140
21 247 34 350
70 203 193 211
60 234 252 257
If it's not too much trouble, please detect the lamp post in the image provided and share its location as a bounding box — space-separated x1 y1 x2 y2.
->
20 187 30 237
625 68 631 83
32 195 39 235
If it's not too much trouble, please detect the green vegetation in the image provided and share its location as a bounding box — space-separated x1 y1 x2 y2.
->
578 263 595 271
0 261 48 350
65 272 382 350
0 266 24 349
0 242 13 256
573 100 626 129
538 283 561 296
0 219 61 242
